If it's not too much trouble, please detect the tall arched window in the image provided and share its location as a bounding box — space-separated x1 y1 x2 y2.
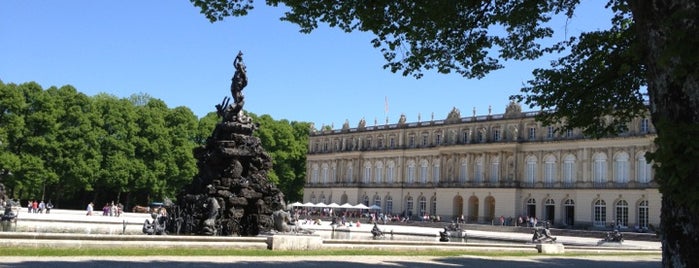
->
525 155 537 186
636 153 652 183
430 196 437 216
386 161 395 184
594 199 607 227
373 195 382 208
432 160 440 184
375 161 384 184
563 154 576 187
544 155 556 187
419 160 429 184
385 196 393 214
459 158 469 183
614 152 629 184
363 162 372 184
346 162 353 183
311 164 320 184
406 196 414 217
407 160 416 184
475 156 484 183
418 196 427 217
615 200 629 227
321 163 329 184
638 200 649 228
593 153 608 186
490 156 500 184
362 195 369 206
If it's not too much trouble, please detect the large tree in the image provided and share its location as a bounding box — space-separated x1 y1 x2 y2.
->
190 0 698 266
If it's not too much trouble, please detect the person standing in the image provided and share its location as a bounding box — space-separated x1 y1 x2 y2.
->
86 202 93 216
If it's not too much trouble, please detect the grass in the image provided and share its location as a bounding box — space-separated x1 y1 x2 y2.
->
0 247 661 258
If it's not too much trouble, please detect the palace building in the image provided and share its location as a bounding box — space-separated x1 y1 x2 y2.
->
303 102 660 229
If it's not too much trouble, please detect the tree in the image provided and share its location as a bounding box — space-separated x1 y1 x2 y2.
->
191 1 698 266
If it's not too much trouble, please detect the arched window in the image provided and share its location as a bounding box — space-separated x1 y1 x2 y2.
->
319 194 326 204
419 160 429 184
386 161 395 184
490 156 500 184
525 155 537 186
406 196 414 217
636 153 652 183
475 156 484 183
407 161 416 184
385 196 393 214
331 164 337 183
321 163 329 184
638 200 649 228
593 153 608 186
362 195 369 206
373 195 382 208
418 196 427 216
311 164 320 184
430 196 437 216
459 158 469 183
346 162 353 183
310 194 316 203
432 160 440 184
544 155 556 187
615 200 629 227
563 154 576 187
614 152 629 184
375 161 384 184
594 199 607 227
363 162 372 184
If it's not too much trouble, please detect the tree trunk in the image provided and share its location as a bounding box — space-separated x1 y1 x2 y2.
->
628 0 699 267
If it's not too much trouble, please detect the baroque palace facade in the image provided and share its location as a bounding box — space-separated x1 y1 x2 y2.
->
304 102 660 229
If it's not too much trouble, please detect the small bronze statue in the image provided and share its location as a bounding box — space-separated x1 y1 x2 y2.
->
371 223 384 239
532 221 557 243
439 227 450 242
604 229 624 242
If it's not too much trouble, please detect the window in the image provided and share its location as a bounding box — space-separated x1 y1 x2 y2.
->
323 142 328 152
430 196 437 216
406 196 414 217
373 195 381 208
432 162 440 184
615 200 629 227
363 162 372 184
386 161 395 184
385 196 393 214
418 196 427 216
311 165 319 183
421 135 428 146
419 160 428 184
614 152 629 184
477 131 485 142
566 129 573 138
435 133 441 145
594 199 607 227
525 156 537 186
363 195 369 206
493 129 501 141
409 136 415 147
320 194 326 204
407 161 416 184
346 164 353 183
475 157 484 183
490 157 500 184
640 118 649 133
366 138 372 149
593 153 608 186
547 126 555 139
375 162 383 184
377 138 383 148
544 155 555 187
638 200 649 228
463 131 469 143
637 153 652 183
321 164 329 184
459 159 469 183
310 194 316 203
563 154 576 187
389 137 395 148
528 127 536 140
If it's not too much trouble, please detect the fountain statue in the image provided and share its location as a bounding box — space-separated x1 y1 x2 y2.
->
163 51 286 236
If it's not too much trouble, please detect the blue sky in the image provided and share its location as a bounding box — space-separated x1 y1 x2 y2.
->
1 1 612 129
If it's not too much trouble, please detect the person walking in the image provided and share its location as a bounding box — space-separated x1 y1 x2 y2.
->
86 202 94 216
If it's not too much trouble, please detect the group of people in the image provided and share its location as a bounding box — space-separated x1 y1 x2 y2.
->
27 200 53 214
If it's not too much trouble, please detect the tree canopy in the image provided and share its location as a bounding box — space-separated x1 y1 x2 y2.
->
0 80 309 209
189 0 698 266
